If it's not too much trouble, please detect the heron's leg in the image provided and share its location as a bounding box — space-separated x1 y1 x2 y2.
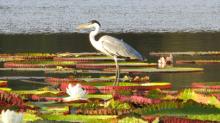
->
117 64 120 86
113 56 119 86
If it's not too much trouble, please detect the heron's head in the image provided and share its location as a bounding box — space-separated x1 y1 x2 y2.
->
76 20 101 30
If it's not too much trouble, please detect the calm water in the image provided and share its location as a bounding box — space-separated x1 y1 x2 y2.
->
0 0 220 33
0 32 220 89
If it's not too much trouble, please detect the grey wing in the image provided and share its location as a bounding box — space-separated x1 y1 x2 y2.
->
99 35 143 61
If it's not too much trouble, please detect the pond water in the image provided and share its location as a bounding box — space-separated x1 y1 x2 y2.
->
0 0 220 33
0 32 220 90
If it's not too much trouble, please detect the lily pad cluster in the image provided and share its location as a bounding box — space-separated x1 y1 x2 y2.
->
0 52 219 122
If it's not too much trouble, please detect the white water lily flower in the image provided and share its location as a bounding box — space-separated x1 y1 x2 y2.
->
158 57 166 68
1 110 23 123
63 83 87 102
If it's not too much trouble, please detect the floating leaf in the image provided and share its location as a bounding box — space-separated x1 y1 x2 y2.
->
188 114 220 122
177 60 220 64
178 89 220 108
192 82 220 90
13 90 61 97
150 51 220 56
0 90 25 110
54 55 116 62
0 53 55 61
41 114 117 123
162 116 215 123
0 80 8 87
4 61 75 68
23 112 43 122
86 94 113 100
76 108 132 115
136 100 220 118
100 82 171 93
114 94 160 105
76 62 156 69
118 116 146 123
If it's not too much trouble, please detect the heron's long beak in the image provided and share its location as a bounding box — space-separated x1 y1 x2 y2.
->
76 23 92 30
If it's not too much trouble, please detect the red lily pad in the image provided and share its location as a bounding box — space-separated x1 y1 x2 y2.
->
0 80 8 87
0 90 26 111
99 83 171 93
54 56 115 62
4 61 75 68
45 77 84 85
192 83 220 90
114 94 161 105
76 62 156 69
161 116 212 123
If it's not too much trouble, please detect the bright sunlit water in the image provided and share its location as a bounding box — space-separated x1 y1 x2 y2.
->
0 0 220 33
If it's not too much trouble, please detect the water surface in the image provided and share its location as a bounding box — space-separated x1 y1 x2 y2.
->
0 32 220 89
0 0 220 33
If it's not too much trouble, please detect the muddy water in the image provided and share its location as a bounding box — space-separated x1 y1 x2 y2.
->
0 32 220 89
0 0 220 33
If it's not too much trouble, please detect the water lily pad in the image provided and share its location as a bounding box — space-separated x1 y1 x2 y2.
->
0 88 11 91
176 60 220 64
117 67 204 73
0 80 8 87
0 53 55 61
13 90 61 96
57 52 104 57
86 94 113 100
4 61 75 68
54 56 115 62
76 62 156 69
118 116 146 123
99 82 171 93
192 82 220 89
0 68 56 72
23 112 43 122
150 51 220 56
75 67 203 74
41 114 117 123
178 89 220 108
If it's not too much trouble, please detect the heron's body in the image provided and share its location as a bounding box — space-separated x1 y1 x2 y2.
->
98 35 143 60
77 20 144 85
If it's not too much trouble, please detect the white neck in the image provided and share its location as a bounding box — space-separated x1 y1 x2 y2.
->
89 23 100 43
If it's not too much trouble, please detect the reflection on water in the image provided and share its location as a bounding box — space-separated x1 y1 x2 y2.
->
0 32 220 89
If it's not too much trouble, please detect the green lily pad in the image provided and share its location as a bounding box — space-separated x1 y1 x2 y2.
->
41 114 117 123
118 67 203 73
13 90 60 96
4 61 76 68
118 117 146 123
86 94 113 100
188 114 220 122
136 100 220 121
23 112 43 122
0 88 12 91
